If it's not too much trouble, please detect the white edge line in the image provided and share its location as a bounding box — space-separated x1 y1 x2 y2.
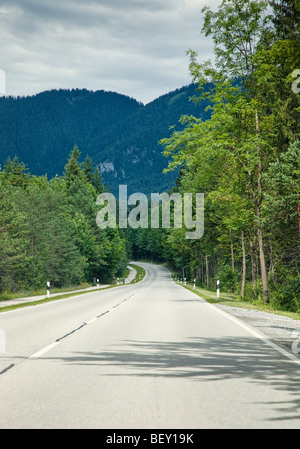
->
206 301 300 366
177 278 300 366
179 280 300 367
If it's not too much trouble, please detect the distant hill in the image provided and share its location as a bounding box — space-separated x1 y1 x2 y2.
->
0 84 210 194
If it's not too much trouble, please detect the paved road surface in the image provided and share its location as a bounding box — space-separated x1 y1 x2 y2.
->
0 263 300 429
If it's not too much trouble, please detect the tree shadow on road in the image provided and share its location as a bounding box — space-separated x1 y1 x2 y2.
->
50 335 300 425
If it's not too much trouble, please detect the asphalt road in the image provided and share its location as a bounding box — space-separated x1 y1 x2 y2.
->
0 263 300 429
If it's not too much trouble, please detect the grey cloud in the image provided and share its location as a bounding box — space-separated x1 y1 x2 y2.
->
1 0 176 30
0 0 220 103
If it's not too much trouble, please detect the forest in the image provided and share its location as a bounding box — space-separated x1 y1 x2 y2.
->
0 0 299 314
128 0 300 312
0 147 128 293
0 83 209 196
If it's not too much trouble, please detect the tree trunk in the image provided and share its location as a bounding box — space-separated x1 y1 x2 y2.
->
257 227 269 303
197 264 201 284
230 230 235 271
298 203 300 241
241 232 246 298
255 111 269 304
249 173 269 304
269 237 274 274
31 236 34 256
205 255 209 289
248 229 256 286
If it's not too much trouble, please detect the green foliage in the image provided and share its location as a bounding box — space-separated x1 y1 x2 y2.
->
0 85 209 195
217 264 239 293
0 0 299 313
264 140 300 223
64 145 86 188
157 0 300 311
0 184 31 291
270 275 300 313
0 149 128 293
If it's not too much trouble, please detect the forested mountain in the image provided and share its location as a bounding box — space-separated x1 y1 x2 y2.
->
0 84 209 195
0 0 298 316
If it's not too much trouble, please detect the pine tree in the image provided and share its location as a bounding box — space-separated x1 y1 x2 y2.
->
92 166 104 194
0 185 31 291
83 155 93 184
63 145 85 188
3 156 30 189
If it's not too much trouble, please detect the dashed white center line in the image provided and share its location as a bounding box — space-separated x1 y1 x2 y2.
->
30 342 59 359
87 317 97 324
28 294 135 360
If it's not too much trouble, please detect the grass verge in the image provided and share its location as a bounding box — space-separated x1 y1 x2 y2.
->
129 264 146 284
0 283 93 302
0 263 145 313
178 281 300 321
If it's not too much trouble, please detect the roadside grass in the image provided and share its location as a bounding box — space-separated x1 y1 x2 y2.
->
178 281 300 321
0 263 145 313
122 267 131 280
0 282 93 303
0 289 100 313
129 264 146 284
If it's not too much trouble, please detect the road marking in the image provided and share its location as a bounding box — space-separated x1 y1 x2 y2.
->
179 281 300 366
28 293 136 360
30 342 59 359
206 302 300 366
87 317 97 324
0 364 14 376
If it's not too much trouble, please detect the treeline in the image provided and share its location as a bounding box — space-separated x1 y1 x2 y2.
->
0 84 209 196
0 89 143 185
0 146 128 293
129 0 300 312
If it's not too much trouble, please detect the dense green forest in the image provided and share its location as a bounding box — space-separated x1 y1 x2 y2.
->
0 0 299 314
0 147 128 293
0 84 209 195
128 0 300 312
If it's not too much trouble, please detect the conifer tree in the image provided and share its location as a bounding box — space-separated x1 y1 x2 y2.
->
83 155 93 184
63 145 85 188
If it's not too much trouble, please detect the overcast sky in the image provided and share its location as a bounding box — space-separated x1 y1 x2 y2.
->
0 0 221 104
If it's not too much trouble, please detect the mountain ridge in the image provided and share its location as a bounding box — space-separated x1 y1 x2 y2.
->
0 84 210 194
